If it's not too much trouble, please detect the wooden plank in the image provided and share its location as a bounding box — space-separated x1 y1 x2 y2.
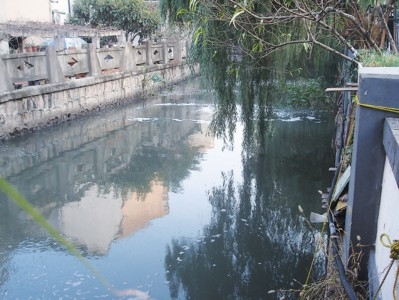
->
325 87 358 92
332 165 351 203
346 82 359 87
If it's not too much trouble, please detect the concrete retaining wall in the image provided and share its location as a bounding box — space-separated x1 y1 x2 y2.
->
343 67 399 298
0 63 196 141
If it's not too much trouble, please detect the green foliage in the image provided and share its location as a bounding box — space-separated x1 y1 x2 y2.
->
160 0 337 145
70 0 160 40
357 50 399 67
160 0 189 24
281 78 331 108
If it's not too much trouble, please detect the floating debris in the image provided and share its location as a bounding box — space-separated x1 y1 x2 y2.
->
310 212 327 223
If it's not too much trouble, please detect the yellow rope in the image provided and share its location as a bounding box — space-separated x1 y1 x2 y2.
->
372 233 399 300
354 96 399 114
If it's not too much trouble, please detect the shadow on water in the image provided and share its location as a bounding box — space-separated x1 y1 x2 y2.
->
0 77 335 299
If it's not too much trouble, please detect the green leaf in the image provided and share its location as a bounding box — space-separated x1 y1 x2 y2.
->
177 8 188 17
189 0 200 11
230 9 245 28
193 27 204 45
303 42 311 52
252 42 263 53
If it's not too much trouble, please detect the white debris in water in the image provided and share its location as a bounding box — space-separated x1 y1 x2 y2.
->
32 273 47 280
305 116 316 120
73 271 84 277
281 117 301 122
93 293 110 298
76 289 90 295
129 117 154 122
154 102 200 107
210 239 215 243
72 281 82 287
194 119 211 124
173 119 183 122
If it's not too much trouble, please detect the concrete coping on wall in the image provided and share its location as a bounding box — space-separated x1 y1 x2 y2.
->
358 66 399 79
0 62 185 104
383 118 399 186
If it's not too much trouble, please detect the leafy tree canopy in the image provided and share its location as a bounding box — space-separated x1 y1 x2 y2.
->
70 0 161 42
161 0 397 65
160 0 343 144
160 0 398 145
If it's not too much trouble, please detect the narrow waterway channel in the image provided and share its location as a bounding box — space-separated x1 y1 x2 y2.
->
0 77 334 299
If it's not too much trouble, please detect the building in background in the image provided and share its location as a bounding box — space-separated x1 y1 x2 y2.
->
50 0 75 25
0 0 122 55
0 0 52 23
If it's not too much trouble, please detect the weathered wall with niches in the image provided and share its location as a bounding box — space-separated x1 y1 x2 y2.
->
0 37 193 141
0 63 197 141
0 39 185 89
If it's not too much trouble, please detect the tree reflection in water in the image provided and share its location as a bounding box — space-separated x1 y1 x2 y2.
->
165 86 334 299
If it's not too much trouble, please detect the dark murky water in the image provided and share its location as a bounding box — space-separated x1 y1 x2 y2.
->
0 78 334 299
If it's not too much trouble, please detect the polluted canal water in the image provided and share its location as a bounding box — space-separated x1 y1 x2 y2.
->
0 77 334 299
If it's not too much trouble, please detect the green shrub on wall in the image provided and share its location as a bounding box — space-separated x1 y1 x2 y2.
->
357 50 399 67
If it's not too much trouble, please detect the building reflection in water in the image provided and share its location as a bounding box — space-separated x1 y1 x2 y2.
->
48 180 169 255
0 90 214 258
119 180 169 239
